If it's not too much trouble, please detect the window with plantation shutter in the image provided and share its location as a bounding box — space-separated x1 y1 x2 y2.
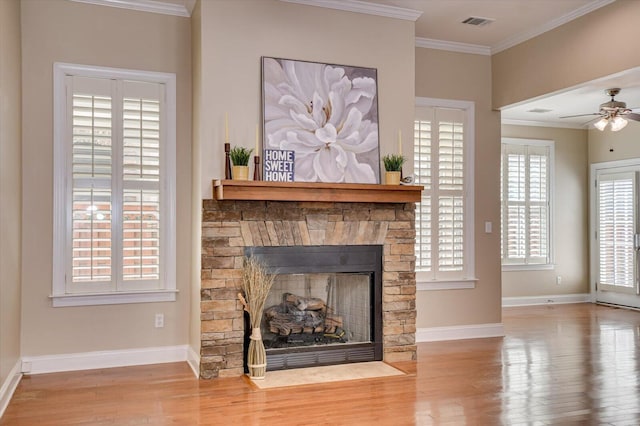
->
53 63 176 306
414 99 475 285
501 139 553 269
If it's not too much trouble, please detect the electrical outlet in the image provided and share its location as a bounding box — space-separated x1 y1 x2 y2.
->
556 276 562 285
155 313 164 328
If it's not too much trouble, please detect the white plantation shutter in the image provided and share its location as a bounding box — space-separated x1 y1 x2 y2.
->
415 106 469 280
501 140 552 267
53 63 176 305
70 77 115 290
122 83 162 284
414 119 431 270
597 173 635 288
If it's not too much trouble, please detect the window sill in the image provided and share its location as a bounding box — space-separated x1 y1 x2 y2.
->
417 279 477 291
50 290 178 307
502 264 555 272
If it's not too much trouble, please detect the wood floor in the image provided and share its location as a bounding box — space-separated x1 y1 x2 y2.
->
3 303 640 425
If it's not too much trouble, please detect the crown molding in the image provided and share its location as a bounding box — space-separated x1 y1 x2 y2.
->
415 37 491 56
501 118 585 130
69 0 192 17
280 0 422 21
491 0 615 54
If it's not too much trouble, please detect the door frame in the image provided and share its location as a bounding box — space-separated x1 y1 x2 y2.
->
590 158 640 305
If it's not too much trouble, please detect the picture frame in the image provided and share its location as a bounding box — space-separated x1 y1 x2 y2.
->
262 57 380 184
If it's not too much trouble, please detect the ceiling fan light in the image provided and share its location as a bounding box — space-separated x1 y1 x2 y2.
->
611 116 628 132
594 118 608 131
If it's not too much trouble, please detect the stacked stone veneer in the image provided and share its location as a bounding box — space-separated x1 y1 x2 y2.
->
200 199 417 379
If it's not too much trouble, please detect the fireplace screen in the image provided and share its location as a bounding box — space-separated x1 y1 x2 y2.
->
263 272 371 349
246 245 382 370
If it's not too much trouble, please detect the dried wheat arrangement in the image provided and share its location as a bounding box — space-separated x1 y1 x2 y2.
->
238 256 276 379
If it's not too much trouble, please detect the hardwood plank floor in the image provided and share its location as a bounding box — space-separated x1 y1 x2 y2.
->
3 303 640 425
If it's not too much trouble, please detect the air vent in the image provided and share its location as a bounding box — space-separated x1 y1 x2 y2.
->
461 16 495 26
527 108 553 114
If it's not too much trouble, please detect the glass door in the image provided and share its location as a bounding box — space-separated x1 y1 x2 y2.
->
595 169 640 308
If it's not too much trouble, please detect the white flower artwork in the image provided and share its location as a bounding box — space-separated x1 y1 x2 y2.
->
262 57 380 183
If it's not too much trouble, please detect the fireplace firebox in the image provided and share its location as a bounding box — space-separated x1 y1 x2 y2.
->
245 245 383 371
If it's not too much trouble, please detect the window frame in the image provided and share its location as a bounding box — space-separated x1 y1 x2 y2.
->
52 62 177 307
414 97 476 290
500 137 555 271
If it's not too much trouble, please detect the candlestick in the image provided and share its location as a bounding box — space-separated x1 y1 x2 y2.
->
253 155 261 181
224 143 232 179
225 112 229 144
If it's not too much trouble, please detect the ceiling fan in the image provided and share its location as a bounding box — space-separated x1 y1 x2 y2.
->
561 88 640 131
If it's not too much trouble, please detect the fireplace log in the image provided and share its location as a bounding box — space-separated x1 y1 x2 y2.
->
324 315 343 334
284 293 326 312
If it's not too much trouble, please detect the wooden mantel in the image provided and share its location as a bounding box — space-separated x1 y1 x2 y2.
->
213 180 423 203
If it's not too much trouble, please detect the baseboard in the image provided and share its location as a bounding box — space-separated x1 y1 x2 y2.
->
0 360 22 418
187 345 200 378
502 293 591 307
416 322 504 342
21 345 190 375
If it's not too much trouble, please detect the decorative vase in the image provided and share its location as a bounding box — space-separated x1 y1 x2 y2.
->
232 165 249 181
247 328 267 379
385 171 401 185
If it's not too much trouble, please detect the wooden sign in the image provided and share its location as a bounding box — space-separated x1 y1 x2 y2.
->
264 149 295 182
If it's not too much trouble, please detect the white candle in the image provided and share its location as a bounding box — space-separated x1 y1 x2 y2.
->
255 124 260 155
398 129 402 155
225 112 229 144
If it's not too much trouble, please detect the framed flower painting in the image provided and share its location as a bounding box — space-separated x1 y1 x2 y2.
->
262 57 380 183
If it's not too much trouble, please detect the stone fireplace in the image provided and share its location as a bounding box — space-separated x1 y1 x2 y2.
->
200 181 419 379
248 244 383 370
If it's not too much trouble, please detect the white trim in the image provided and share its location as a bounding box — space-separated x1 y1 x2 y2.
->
415 37 491 56
69 0 192 17
0 360 22 418
50 289 178 307
280 0 422 21
501 138 555 268
502 293 591 307
491 0 615 54
52 63 177 306
187 345 200 378
416 323 504 342
417 279 476 291
21 345 190 375
502 264 555 272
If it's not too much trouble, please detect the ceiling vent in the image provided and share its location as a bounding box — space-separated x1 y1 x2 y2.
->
461 16 495 27
527 108 553 114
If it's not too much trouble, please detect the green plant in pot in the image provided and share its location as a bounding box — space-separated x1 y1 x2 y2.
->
382 154 405 185
229 146 254 180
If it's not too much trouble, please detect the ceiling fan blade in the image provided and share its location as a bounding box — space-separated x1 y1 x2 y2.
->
559 113 602 119
624 112 640 121
582 116 603 126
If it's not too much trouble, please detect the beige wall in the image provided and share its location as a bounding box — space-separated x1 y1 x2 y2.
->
589 123 640 163
501 125 589 298
0 0 22 382
196 0 415 199
492 1 640 109
20 0 192 356
415 48 502 327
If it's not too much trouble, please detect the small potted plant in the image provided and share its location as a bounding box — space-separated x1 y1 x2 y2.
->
229 146 253 180
382 154 405 185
